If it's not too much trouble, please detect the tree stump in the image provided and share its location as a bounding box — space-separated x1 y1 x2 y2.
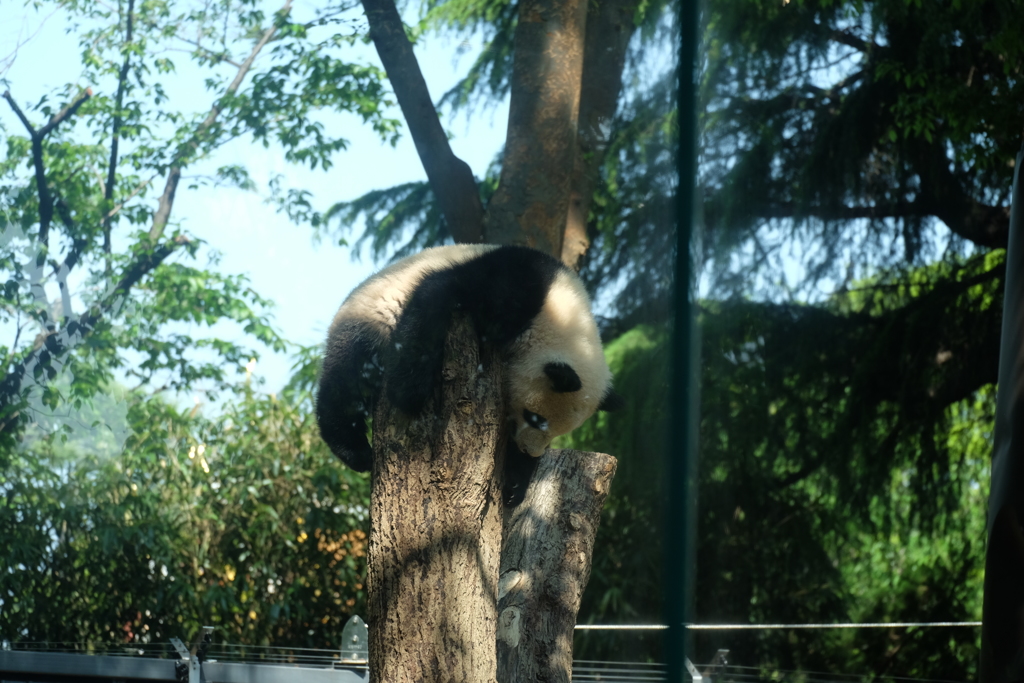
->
496 449 617 683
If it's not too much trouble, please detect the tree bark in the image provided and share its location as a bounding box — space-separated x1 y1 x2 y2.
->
563 0 639 269
485 0 589 257
368 315 505 683
496 449 617 682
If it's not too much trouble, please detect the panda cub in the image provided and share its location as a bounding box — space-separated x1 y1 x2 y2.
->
316 244 618 505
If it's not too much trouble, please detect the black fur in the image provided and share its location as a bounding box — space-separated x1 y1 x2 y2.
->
599 388 626 412
544 362 582 393
315 321 382 472
503 439 540 507
317 246 564 478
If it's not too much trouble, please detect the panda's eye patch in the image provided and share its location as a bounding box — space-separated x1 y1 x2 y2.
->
523 409 548 430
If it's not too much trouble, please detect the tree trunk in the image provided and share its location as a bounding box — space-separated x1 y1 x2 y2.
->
562 0 640 269
496 449 617 682
484 0 589 256
367 315 505 683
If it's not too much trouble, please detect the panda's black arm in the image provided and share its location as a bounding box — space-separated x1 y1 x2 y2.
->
385 271 460 414
387 246 562 414
316 321 379 472
503 439 539 507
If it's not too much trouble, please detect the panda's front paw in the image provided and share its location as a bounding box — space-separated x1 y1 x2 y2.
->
336 443 373 473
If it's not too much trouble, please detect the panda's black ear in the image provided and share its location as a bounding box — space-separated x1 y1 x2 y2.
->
544 362 582 393
599 388 625 412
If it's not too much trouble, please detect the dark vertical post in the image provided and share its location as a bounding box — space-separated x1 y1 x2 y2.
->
666 0 700 675
980 143 1024 683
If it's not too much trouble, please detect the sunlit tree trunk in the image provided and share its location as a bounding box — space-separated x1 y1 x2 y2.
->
367 316 504 683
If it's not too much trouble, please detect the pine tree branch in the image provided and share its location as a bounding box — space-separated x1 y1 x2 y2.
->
745 263 1003 488
360 0 483 244
713 198 1010 248
909 141 1011 249
829 29 873 52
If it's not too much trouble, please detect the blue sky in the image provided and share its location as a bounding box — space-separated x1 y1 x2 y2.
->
0 0 509 397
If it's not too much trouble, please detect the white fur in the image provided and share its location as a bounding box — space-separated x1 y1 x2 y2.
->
328 244 497 346
506 268 610 455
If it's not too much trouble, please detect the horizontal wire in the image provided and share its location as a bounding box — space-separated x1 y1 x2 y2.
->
575 621 981 630
576 624 669 630
686 621 982 630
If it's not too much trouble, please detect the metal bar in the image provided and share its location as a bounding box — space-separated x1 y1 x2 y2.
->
686 621 982 630
981 142 1024 683
0 650 371 683
577 622 982 630
684 658 702 682
0 650 178 680
204 661 368 683
667 0 701 674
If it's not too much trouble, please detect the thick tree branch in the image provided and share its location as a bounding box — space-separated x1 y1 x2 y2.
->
776 259 1000 425
854 265 1001 413
2 90 36 135
710 198 1010 248
360 0 483 244
563 0 639 268
804 69 866 101
52 198 88 276
37 89 94 139
717 263 1002 491
909 140 1011 249
829 29 872 52
149 0 290 242
485 0 588 257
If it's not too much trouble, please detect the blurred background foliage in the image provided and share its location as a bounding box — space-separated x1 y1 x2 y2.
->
2 0 1020 675
2 384 369 647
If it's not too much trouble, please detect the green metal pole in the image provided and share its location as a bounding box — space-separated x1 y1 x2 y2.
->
979 143 1024 683
666 0 700 676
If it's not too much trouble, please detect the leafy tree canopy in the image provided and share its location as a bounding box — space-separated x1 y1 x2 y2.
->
0 0 399 449
1 0 387 648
